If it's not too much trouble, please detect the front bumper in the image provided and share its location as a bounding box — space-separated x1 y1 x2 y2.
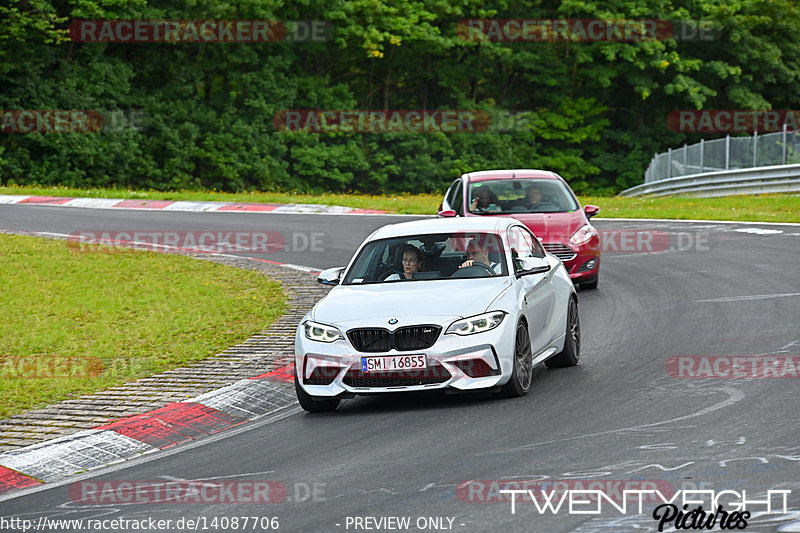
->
294 317 517 397
565 252 599 282
543 242 599 283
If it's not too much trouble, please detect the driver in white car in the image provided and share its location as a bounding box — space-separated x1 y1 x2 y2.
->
458 237 502 275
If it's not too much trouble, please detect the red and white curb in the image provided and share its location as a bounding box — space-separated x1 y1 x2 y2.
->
0 365 296 497
4 195 798 225
0 195 389 215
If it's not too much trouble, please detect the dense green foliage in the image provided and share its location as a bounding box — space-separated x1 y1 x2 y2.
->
1 0 799 194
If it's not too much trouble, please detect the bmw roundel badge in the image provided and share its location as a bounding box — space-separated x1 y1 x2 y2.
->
388 318 398 325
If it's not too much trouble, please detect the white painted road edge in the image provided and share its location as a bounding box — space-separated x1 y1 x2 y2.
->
5 230 321 274
591 217 800 226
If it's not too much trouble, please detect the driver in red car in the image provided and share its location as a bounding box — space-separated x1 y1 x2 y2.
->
469 185 501 213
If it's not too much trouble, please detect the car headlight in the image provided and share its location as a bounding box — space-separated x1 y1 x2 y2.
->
303 321 344 343
446 311 506 336
569 224 598 246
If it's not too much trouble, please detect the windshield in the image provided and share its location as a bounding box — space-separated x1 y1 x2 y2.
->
343 232 508 284
467 178 579 214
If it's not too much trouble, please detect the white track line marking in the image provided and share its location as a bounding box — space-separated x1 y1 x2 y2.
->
696 292 800 303
476 385 745 455
16 230 320 273
733 228 784 235
594 217 800 227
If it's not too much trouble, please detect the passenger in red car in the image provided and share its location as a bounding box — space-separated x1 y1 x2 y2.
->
524 185 544 208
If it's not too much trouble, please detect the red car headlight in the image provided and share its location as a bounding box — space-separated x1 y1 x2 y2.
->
569 224 598 246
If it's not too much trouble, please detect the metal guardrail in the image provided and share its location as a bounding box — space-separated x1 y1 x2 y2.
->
623 125 800 197
619 163 800 197
644 126 800 184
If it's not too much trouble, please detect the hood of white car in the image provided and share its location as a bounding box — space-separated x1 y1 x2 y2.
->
312 277 512 327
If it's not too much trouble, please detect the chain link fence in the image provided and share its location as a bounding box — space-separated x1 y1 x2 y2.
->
645 126 800 183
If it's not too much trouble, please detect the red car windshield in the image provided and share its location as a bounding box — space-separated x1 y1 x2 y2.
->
468 179 579 214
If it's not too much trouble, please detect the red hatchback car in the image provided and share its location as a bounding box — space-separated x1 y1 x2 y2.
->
437 169 601 289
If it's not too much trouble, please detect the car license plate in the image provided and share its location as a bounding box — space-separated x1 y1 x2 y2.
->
361 355 426 372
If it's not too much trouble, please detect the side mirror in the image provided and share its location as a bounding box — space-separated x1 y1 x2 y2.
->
317 267 345 286
515 257 551 278
584 205 600 219
437 209 457 218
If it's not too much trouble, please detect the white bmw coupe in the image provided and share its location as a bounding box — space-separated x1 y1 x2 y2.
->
294 217 580 412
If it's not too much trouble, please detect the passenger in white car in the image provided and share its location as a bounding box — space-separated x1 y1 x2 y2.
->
385 245 425 280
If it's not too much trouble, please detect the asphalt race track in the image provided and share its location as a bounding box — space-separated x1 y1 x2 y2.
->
1 204 799 532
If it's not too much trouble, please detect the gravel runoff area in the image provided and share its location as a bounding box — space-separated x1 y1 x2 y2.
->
0 229 331 454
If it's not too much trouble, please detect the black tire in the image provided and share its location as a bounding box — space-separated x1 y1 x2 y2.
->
294 370 340 412
546 297 581 368
500 321 534 397
580 272 599 290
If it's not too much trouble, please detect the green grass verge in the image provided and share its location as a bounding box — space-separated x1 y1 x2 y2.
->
1 184 798 222
0 234 285 419
580 195 800 223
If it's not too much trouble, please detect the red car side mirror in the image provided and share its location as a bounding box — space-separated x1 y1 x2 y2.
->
437 209 457 218
584 205 600 219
